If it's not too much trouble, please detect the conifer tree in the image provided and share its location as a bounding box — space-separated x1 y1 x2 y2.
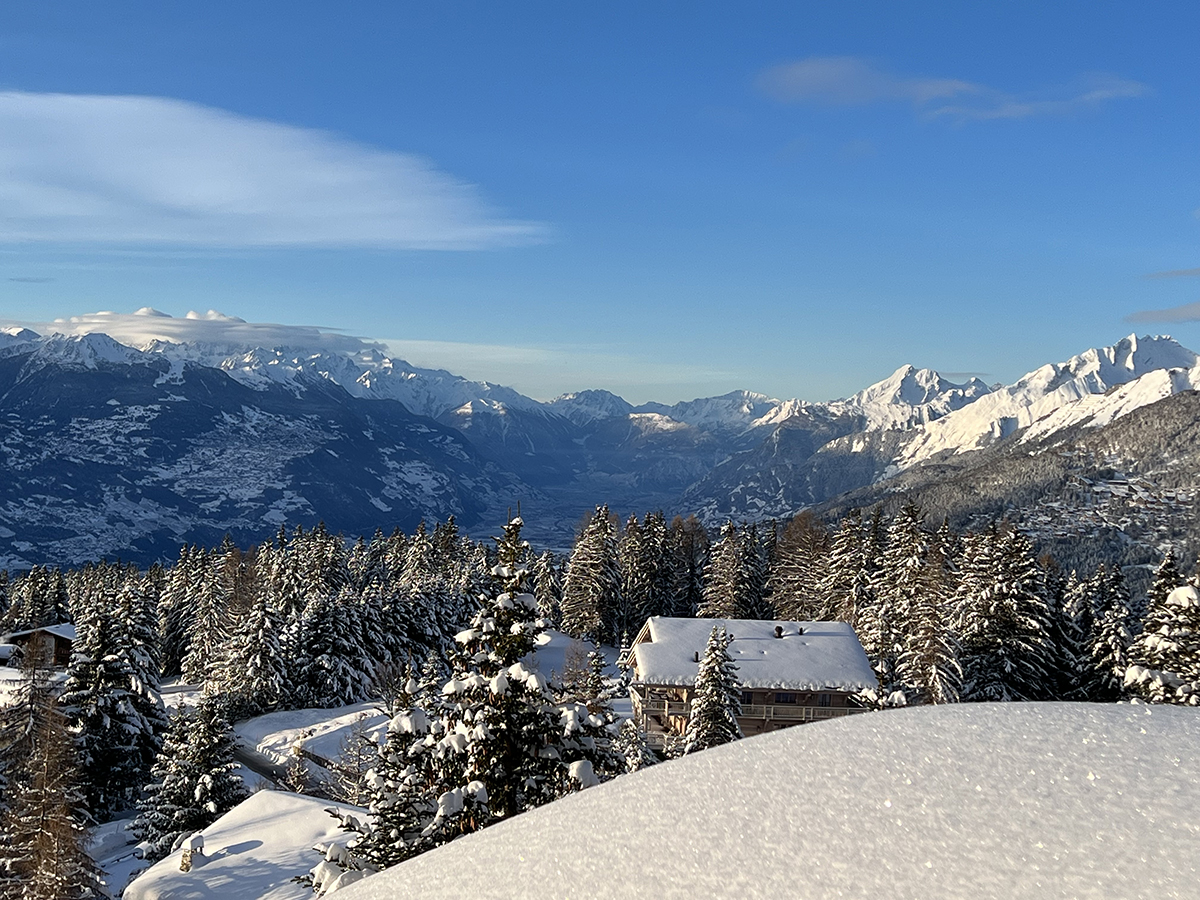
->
614 719 658 773
0 645 100 899
1125 579 1200 705
896 521 961 704
532 550 563 627
561 506 622 643
181 550 229 686
59 583 147 816
1083 564 1136 702
683 625 743 753
955 526 1055 703
769 512 830 621
131 696 247 862
699 522 744 619
667 515 708 617
216 591 287 716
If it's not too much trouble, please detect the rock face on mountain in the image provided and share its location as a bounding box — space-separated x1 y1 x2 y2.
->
1 322 1198 566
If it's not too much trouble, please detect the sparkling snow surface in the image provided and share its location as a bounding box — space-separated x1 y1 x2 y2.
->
124 791 362 900
633 617 876 691
340 703 1200 900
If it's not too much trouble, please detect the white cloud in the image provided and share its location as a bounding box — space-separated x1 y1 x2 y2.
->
0 91 546 249
757 57 1147 122
15 308 380 353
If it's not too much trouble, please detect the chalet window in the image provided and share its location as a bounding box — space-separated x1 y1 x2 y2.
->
819 693 831 707
741 691 754 705
774 692 797 704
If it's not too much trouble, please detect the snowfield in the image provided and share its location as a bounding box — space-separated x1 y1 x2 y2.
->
123 791 362 900
338 703 1200 900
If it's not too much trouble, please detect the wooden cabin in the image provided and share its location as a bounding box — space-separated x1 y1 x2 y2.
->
2 623 76 667
624 617 876 747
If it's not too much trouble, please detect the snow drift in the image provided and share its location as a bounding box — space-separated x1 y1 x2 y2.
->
340 703 1200 900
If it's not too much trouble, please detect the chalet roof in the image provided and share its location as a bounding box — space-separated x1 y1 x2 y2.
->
3 623 77 642
630 617 876 692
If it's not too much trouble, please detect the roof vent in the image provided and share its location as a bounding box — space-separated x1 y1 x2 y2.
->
797 626 805 635
693 650 700 663
774 625 784 639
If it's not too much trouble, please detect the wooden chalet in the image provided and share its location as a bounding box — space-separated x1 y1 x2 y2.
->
1 623 77 667
624 617 876 747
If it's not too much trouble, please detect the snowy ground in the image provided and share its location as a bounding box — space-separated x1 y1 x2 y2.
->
338 703 1200 900
122 791 363 900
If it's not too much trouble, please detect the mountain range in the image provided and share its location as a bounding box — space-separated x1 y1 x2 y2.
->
2 316 1198 569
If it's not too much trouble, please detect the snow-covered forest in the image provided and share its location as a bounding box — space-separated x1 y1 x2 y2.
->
1 505 1198 897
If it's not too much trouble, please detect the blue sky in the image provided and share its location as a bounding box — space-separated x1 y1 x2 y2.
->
1 2 1198 403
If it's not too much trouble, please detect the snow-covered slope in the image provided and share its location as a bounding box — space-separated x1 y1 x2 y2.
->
341 703 1200 900
836 364 992 430
1020 361 1200 443
547 389 635 426
898 334 1198 466
124 791 362 900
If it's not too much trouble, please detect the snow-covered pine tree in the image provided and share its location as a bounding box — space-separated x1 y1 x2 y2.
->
817 510 868 626
683 625 743 753
614 719 658 773
1125 577 1200 704
0 644 100 900
1056 571 1093 700
769 512 831 621
1083 564 1137 702
131 695 247 862
955 524 1055 703
181 549 229 686
895 520 961 704
58 582 147 817
113 578 170 791
561 506 622 643
737 522 773 619
532 550 563 627
698 522 743 619
215 590 287 717
292 588 374 708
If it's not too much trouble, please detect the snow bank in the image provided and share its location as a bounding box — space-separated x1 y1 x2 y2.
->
235 703 389 769
124 791 362 900
339 703 1200 900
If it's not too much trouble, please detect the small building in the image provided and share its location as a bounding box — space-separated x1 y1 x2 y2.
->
625 617 876 747
2 623 77 667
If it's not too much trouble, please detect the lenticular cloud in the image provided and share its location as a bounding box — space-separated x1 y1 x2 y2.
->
0 91 544 249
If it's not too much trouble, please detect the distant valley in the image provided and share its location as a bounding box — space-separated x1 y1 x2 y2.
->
1 320 1198 570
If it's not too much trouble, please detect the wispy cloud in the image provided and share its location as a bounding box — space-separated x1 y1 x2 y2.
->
1145 267 1200 279
1125 301 1200 324
0 91 546 249
757 57 1147 122
384 338 740 402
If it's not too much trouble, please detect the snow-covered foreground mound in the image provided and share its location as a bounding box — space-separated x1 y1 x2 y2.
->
341 703 1200 900
124 791 360 900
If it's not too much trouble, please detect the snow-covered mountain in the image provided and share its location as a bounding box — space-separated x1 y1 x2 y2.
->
3 311 1198 562
896 334 1197 466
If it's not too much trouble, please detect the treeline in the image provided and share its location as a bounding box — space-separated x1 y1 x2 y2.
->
2 503 1199 896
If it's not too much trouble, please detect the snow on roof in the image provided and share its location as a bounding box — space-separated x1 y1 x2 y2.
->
338 703 1200 900
631 617 876 692
124 790 363 900
2 623 76 642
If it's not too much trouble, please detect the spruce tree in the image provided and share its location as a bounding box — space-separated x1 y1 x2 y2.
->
955 525 1055 703
698 522 744 619
1084 564 1137 702
215 591 287 716
561 506 622 643
1125 556 1200 705
684 625 743 753
131 696 248 863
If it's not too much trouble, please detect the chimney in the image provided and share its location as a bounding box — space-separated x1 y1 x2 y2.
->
797 626 805 635
693 651 700 663
774 625 784 639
